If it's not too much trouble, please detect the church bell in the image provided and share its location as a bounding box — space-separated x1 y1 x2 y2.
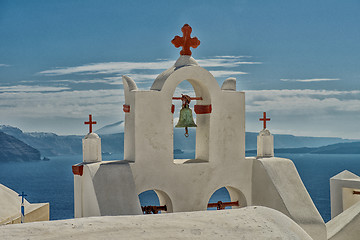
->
175 95 197 137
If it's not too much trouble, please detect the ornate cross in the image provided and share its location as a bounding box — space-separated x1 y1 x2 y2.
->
171 24 200 56
84 114 97 133
259 112 270 129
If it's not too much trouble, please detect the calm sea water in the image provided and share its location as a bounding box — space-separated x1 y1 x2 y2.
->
0 153 359 222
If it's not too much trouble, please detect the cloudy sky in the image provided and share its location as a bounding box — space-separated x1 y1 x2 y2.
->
0 0 359 138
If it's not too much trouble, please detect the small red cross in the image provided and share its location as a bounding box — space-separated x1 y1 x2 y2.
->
84 114 97 133
171 24 200 56
259 112 270 129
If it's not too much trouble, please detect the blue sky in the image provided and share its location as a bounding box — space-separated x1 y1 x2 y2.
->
0 0 359 138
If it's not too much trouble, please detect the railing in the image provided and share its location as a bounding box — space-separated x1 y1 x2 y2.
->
141 200 240 214
141 205 167 214
207 201 239 210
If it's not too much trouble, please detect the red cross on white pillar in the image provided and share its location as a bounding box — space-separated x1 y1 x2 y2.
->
171 24 200 56
259 112 270 129
84 114 97 133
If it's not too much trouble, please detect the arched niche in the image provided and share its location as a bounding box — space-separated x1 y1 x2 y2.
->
138 189 173 213
171 78 210 163
206 186 247 210
207 187 231 210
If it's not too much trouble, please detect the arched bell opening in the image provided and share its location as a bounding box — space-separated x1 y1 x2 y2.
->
206 186 247 210
138 189 173 214
173 80 197 160
171 79 211 164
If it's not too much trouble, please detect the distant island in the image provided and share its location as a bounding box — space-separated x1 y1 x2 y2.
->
246 141 360 155
0 131 40 162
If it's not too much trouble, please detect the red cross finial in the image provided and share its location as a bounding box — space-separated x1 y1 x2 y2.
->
259 112 270 129
84 114 97 133
171 24 200 56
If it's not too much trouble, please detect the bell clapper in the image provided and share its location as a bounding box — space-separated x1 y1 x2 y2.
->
185 127 189 137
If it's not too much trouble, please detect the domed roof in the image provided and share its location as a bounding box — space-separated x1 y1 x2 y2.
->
84 132 100 139
0 206 314 239
151 55 199 91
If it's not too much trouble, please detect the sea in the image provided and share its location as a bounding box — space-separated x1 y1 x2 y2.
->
0 153 359 223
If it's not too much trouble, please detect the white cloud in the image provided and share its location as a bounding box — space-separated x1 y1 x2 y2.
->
280 78 340 82
214 55 252 59
38 61 175 76
246 89 360 96
37 56 259 77
102 77 122 81
49 77 152 85
0 89 124 118
125 73 159 81
0 85 70 92
52 79 122 85
0 64 10 67
1 85 359 138
246 89 360 113
3 86 357 122
197 58 261 68
209 70 247 77
244 89 360 138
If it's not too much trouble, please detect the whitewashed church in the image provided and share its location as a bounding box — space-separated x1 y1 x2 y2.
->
1 24 360 240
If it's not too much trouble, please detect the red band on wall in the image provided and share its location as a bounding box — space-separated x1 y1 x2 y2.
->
72 165 84 176
123 105 130 113
171 104 175 113
194 105 212 114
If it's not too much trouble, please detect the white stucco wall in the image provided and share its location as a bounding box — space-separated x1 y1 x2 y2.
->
257 129 274 157
74 161 142 218
342 187 360 212
330 170 360 218
251 156 326 240
327 201 360 240
82 133 102 163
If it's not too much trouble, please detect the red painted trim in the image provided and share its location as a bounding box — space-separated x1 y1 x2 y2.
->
72 165 83 176
194 105 212 114
171 104 175 113
123 104 130 113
